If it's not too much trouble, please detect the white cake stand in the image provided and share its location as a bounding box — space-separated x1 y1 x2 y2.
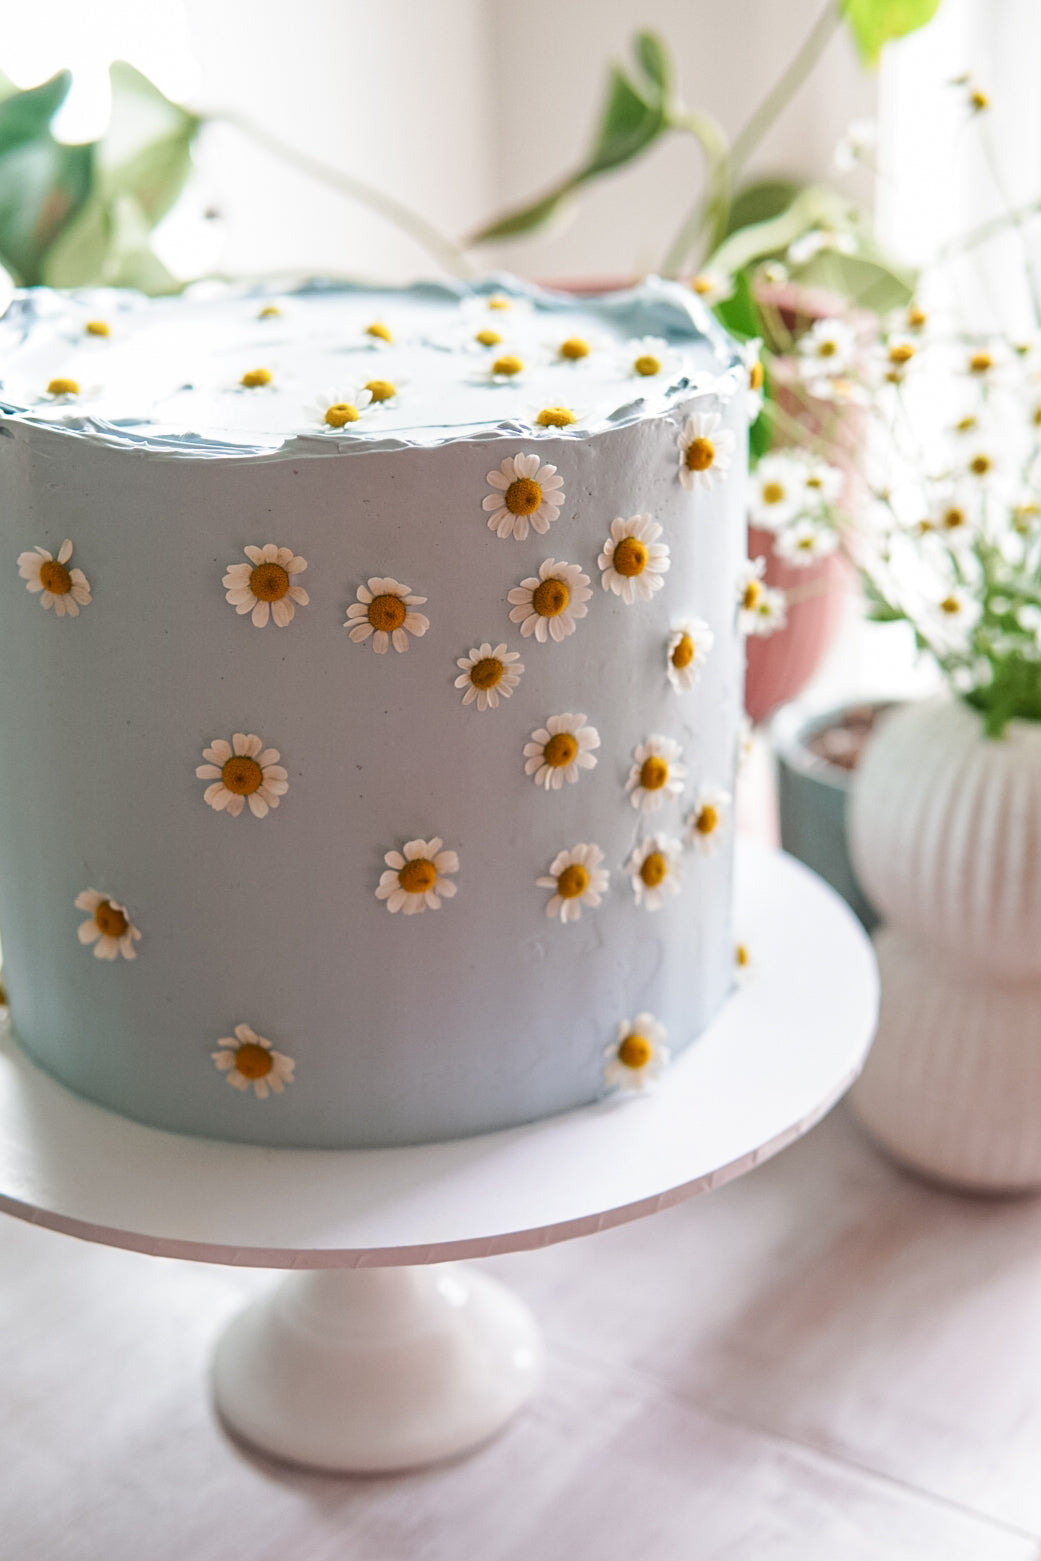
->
0 841 877 1473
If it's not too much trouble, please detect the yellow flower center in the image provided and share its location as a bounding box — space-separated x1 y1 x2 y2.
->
806 475 822 489
536 406 575 427
749 360 764 389
250 561 290 601
969 351 993 375
487 296 511 311
533 577 569 617
797 534 815 551
639 756 669 792
618 1033 652 1069
907 306 927 329
743 579 762 611
365 379 396 403
505 476 543 515
691 275 715 296
889 343 914 365
366 322 392 342
556 863 589 899
492 354 524 377
85 320 110 337
258 305 281 319
971 89 989 112
613 537 648 576
970 453 991 476
956 415 977 433
761 480 786 506
1033 406 1041 428
943 508 966 530
470 656 504 690
940 595 962 615
222 756 264 795
47 377 79 396
241 368 272 388
543 732 578 768
634 354 661 376
639 851 667 888
672 633 695 670
38 559 72 595
368 593 407 632
324 402 360 427
695 803 720 836
235 1042 273 1079
475 329 502 347
399 858 437 894
559 337 590 360
94 900 128 939
736 942 749 967
685 436 715 471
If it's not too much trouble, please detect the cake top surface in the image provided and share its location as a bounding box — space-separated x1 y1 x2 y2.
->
0 275 743 459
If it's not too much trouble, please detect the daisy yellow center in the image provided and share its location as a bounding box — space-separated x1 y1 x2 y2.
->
94 901 128 939
761 481 786 506
475 329 502 347
47 377 79 396
492 354 523 377
399 858 437 894
672 633 695 669
806 475 822 490
1033 407 1041 427
940 595 962 615
366 322 392 342
324 402 359 427
365 379 396 403
241 368 272 388
618 1033 652 1069
691 275 714 296
797 535 815 551
695 803 720 836
505 476 543 515
908 306 927 328
470 656 503 690
258 305 281 319
556 863 589 899
743 579 762 611
250 562 290 601
749 360 764 389
368 593 407 632
639 756 669 792
536 406 575 427
533 578 569 617
487 296 510 311
544 732 578 768
234 1043 273 1079
639 851 667 888
970 453 992 475
889 343 915 365
969 351 992 375
971 89 989 112
816 340 838 359
736 942 750 967
559 337 590 360
613 537 648 576
956 416 977 432
685 436 715 472
85 320 110 337
943 508 966 530
222 756 264 795
38 559 72 595
634 354 661 376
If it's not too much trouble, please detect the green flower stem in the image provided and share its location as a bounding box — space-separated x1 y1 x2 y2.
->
216 110 476 280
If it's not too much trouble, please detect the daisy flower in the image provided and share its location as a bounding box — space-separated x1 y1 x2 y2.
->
454 642 524 710
223 544 309 628
345 577 429 653
524 713 600 790
676 411 735 490
626 736 687 813
363 320 395 345
737 559 788 636
749 453 806 529
17 539 92 617
604 1014 670 1093
739 338 765 418
689 270 734 306
929 587 982 653
38 376 100 405
362 373 407 407
462 293 532 327
797 317 857 377
800 456 844 507
306 387 374 430
621 337 682 381
625 835 683 911
548 330 609 364
773 519 840 568
473 353 527 385
212 1024 295 1099
75 889 141 961
527 404 584 431
833 117 877 172
735 942 754 985
666 617 714 692
239 367 274 389
483 453 565 541
196 733 288 819
686 785 731 855
375 837 459 915
598 514 670 603
537 843 609 924
508 558 591 642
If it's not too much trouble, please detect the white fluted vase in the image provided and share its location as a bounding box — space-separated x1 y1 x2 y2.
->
848 696 1041 1191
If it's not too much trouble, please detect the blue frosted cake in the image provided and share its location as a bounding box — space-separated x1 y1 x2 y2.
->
0 276 749 1147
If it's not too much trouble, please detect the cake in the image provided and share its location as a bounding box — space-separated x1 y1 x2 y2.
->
0 276 749 1148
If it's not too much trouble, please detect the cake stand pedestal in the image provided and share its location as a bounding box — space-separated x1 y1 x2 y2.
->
0 841 877 1473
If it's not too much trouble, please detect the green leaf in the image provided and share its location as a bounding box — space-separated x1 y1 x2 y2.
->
711 267 760 340
469 184 576 244
635 32 671 93
796 246 917 312
0 74 93 284
725 178 802 238
841 0 943 67
101 62 200 224
42 189 178 292
0 71 71 152
581 65 665 182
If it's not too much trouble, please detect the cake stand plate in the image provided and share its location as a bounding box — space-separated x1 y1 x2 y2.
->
0 841 878 1472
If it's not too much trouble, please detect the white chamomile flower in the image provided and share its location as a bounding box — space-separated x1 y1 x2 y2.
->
197 733 288 819
473 351 528 386
454 641 524 710
547 329 608 364
964 443 1000 484
483 453 566 541
737 558 788 636
306 387 373 430
689 270 734 306
537 842 609 924
626 736 687 813
749 453 805 529
928 498 977 550
604 1013 670 1093
666 617 714 692
833 117 877 172
739 338 765 418
238 366 276 390
735 941 754 984
345 577 429 653
800 456 844 507
75 889 141 961
212 1024 295 1099
797 317 857 377
676 410 735 490
462 292 533 327
930 587 981 652
508 558 591 642
37 375 100 407
873 334 918 384
598 514 670 603
223 544 309 628
361 372 408 407
376 837 459 915
788 227 857 267
625 835 683 911
622 336 682 381
773 519 840 568
524 713 600 790
17 539 92 617
526 404 585 432
686 785 731 855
